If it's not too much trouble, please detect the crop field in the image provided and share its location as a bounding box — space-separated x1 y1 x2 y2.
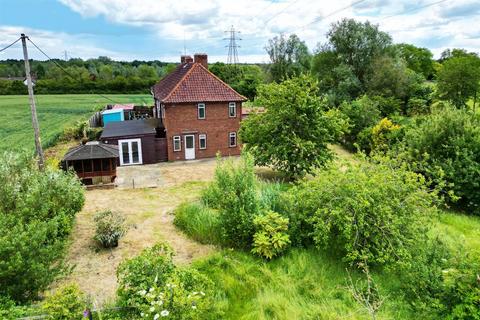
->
0 94 151 152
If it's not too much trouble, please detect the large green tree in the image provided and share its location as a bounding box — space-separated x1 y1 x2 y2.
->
437 55 480 108
326 18 392 83
265 34 311 82
239 75 344 178
395 43 434 79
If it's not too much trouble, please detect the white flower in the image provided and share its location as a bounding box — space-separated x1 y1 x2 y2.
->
154 314 160 320
149 307 155 312
149 287 154 292
192 291 198 296
161 310 169 317
200 291 205 296
140 312 145 317
192 305 197 310
166 283 172 288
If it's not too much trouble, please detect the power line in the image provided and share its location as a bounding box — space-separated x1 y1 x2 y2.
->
27 36 121 105
0 37 21 53
297 0 369 31
376 0 450 21
263 0 302 25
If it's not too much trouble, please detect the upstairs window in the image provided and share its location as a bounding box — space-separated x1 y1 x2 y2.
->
173 135 181 151
199 134 207 149
198 103 206 119
229 132 237 147
229 102 236 117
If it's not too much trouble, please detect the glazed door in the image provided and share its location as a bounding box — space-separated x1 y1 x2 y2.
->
184 135 195 160
118 138 143 165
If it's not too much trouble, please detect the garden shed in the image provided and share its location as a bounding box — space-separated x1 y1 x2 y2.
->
62 141 119 185
102 108 124 126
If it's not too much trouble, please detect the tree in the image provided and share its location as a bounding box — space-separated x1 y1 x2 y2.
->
437 55 480 108
239 75 344 178
265 34 311 82
327 19 392 83
395 43 434 79
0 153 84 302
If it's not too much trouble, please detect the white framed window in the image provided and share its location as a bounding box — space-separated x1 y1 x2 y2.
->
198 103 206 119
229 102 236 117
199 134 207 149
229 132 237 147
173 135 181 151
118 138 143 166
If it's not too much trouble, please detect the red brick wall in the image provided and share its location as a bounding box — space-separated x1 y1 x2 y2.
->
164 102 242 161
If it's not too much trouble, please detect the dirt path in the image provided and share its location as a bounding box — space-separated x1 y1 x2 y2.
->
59 159 226 305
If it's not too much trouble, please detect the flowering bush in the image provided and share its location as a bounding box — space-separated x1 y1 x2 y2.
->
138 269 212 320
117 242 215 319
251 211 290 259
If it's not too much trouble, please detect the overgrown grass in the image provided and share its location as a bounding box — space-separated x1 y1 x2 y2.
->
0 94 150 152
434 209 480 255
193 248 414 320
174 202 221 245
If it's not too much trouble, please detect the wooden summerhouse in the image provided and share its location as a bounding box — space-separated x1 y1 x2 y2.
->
62 141 119 185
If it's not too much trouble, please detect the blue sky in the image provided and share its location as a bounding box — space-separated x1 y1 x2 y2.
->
1 0 479 62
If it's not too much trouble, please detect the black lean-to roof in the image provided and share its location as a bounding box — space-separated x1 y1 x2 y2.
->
100 118 161 139
63 142 119 161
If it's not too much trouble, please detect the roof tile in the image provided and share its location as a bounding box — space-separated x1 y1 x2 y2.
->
152 63 247 103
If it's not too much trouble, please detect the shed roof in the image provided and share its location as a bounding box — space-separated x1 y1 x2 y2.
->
63 142 119 161
152 62 247 104
100 118 161 139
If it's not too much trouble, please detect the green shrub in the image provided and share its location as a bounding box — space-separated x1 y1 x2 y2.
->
397 106 480 215
401 238 480 319
252 211 290 259
340 95 381 149
406 97 430 115
289 159 437 267
117 243 175 308
0 152 84 302
203 154 260 248
93 210 127 248
173 202 221 245
137 268 214 320
42 283 87 320
117 243 215 319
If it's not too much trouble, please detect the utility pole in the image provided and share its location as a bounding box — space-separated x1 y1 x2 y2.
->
21 33 44 170
64 50 68 61
224 26 241 65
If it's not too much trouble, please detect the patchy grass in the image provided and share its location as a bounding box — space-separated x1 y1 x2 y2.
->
0 94 150 152
434 209 480 254
194 248 413 320
174 202 221 245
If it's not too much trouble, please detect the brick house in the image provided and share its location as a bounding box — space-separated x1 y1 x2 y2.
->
97 53 246 166
152 53 247 161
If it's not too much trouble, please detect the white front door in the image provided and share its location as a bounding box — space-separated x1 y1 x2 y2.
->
118 138 143 166
184 135 195 160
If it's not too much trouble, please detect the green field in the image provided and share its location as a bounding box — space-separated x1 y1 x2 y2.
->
0 94 151 152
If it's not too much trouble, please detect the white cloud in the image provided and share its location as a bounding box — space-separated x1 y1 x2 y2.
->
2 0 479 62
0 25 123 60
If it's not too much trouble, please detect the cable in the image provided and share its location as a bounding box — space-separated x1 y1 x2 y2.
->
297 0 369 31
263 0 303 25
0 37 21 53
27 36 123 105
376 0 450 21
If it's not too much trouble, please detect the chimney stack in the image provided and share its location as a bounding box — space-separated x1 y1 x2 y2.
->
181 55 193 64
194 53 208 68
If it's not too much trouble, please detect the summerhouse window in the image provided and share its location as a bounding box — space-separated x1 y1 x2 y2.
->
229 132 237 147
199 134 207 149
173 135 181 151
198 103 206 119
229 102 236 117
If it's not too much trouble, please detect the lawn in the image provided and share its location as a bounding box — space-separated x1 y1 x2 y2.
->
0 94 151 152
